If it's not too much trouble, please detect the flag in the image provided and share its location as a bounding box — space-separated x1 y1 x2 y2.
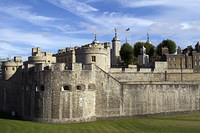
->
126 28 130 31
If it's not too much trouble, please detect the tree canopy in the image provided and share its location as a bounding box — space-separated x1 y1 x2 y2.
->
156 39 176 56
133 42 155 58
120 43 134 65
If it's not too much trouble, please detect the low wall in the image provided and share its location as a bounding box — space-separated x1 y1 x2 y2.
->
121 82 200 116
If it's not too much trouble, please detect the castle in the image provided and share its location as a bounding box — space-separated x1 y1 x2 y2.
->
0 32 200 123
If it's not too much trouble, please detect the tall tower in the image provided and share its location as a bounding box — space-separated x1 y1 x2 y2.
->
111 28 121 67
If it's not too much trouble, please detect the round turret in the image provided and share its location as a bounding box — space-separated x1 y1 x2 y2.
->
75 43 110 71
2 61 18 80
28 56 47 64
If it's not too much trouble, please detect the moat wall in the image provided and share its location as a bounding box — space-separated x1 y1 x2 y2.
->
0 65 200 123
121 83 200 116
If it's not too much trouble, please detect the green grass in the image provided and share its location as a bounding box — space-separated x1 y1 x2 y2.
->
1 113 200 133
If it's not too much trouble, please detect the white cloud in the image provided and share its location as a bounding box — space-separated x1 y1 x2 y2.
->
0 40 30 59
117 0 200 8
0 28 91 47
118 0 166 7
1 0 200 58
46 0 154 38
0 28 92 59
86 13 153 28
0 5 71 32
46 0 98 14
0 6 57 25
85 0 102 3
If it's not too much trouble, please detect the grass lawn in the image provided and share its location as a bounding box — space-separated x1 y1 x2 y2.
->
0 113 200 133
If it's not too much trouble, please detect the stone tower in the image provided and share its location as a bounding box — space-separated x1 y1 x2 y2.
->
111 28 120 67
177 46 182 54
2 57 23 80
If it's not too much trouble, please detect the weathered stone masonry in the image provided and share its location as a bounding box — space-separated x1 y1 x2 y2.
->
0 62 200 123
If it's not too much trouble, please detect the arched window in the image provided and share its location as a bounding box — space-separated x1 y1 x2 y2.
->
77 86 82 90
88 84 96 90
35 85 45 92
64 86 70 90
76 84 85 91
61 85 71 91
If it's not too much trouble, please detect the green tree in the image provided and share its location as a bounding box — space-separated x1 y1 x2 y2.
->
120 43 134 65
133 42 155 58
156 39 176 56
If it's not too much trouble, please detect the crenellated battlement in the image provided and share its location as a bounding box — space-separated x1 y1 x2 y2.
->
33 63 95 72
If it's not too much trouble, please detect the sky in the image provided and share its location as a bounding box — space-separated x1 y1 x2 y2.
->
1 0 200 60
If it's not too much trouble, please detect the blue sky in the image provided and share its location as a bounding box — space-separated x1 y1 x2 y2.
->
1 0 200 60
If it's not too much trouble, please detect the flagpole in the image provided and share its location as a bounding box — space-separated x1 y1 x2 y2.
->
125 28 130 43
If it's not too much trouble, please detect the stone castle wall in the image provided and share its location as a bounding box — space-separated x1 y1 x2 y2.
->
110 71 200 82
1 63 200 123
122 82 200 116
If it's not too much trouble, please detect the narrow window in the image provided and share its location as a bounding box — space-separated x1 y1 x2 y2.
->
76 84 85 91
44 66 49 70
195 61 197 66
36 85 45 92
77 85 82 90
63 86 70 91
12 67 15 71
174 57 176 61
92 56 96 62
168 57 171 61
174 64 176 68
